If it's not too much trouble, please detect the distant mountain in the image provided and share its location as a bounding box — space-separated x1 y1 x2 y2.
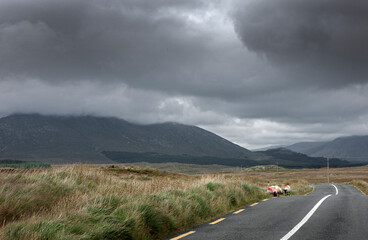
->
251 145 287 151
286 142 327 155
256 148 358 168
0 114 262 164
286 136 368 162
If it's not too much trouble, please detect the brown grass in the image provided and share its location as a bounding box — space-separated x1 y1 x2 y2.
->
237 164 368 184
351 180 368 194
0 165 273 240
0 164 366 240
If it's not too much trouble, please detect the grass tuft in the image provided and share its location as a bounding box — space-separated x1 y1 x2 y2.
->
205 182 224 191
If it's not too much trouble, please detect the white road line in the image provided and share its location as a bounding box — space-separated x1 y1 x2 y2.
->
331 184 338 195
280 194 331 240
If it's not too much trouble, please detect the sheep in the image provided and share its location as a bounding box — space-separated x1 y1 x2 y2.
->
267 185 282 196
284 185 291 195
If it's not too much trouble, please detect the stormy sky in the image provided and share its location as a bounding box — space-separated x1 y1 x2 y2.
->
1 0 368 149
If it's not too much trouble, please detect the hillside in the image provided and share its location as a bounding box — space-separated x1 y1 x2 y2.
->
286 136 368 162
285 142 327 155
0 114 262 164
256 148 357 168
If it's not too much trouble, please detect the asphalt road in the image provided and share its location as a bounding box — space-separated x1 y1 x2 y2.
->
167 184 368 240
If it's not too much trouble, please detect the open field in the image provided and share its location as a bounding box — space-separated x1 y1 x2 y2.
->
228 165 368 195
0 163 366 240
0 160 50 169
120 162 368 195
127 162 368 191
121 162 240 174
236 164 368 184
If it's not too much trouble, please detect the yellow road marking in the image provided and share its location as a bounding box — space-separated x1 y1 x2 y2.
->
305 186 315 196
209 218 225 225
170 231 196 240
233 209 245 214
262 199 269 202
250 202 258 206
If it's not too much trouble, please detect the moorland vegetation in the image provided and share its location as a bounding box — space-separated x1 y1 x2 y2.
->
0 164 311 240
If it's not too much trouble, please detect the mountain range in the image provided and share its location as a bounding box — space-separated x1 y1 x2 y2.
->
256 148 353 168
286 136 368 162
0 114 362 168
0 114 262 164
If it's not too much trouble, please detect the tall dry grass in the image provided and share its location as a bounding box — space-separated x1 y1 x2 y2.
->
351 180 368 194
5 163 365 239
0 165 286 240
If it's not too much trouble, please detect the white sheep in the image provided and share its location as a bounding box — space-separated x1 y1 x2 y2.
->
284 185 291 195
267 185 282 196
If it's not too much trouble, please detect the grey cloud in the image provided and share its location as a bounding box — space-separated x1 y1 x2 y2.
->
0 0 211 84
233 0 368 86
1 0 368 149
0 79 228 127
193 83 368 125
0 0 276 100
0 0 270 101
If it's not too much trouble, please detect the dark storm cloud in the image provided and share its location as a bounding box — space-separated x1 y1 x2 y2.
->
0 0 213 86
0 0 273 119
0 0 273 102
233 0 368 86
1 0 368 148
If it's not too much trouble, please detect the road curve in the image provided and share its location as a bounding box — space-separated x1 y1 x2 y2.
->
166 184 368 240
